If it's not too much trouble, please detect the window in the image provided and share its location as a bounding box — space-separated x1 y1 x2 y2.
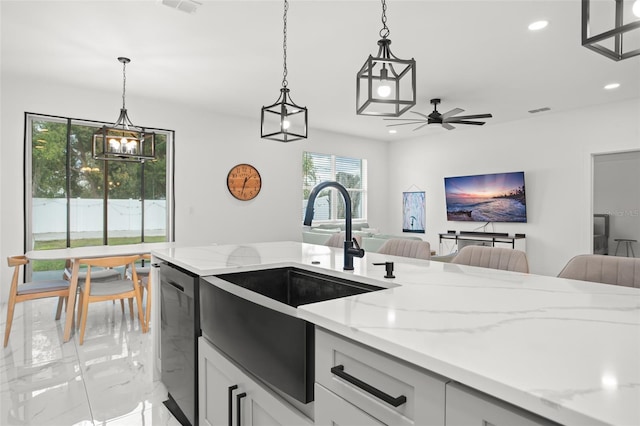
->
25 113 174 276
302 151 367 222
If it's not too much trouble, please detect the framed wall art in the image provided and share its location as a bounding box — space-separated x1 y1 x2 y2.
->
402 191 425 233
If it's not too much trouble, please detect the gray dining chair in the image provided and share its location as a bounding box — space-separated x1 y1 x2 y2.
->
452 245 529 273
557 254 640 288
377 238 432 260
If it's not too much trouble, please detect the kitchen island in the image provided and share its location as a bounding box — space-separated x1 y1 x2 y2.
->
152 241 639 426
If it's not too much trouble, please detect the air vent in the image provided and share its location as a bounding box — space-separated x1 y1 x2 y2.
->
161 0 202 14
528 107 551 114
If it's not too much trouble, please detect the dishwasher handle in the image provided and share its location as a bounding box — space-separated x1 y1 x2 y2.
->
165 280 185 292
330 364 407 407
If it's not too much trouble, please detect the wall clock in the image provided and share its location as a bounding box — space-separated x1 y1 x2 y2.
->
227 163 262 201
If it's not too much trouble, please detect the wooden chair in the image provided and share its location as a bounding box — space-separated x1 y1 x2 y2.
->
76 255 146 344
558 254 640 288
377 238 432 260
126 254 152 330
452 245 529 273
4 255 70 347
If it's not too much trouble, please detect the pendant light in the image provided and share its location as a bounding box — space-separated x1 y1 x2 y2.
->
261 0 308 142
582 0 640 61
92 57 156 162
356 0 416 117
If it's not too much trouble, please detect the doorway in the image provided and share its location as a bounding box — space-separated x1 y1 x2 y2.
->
592 150 640 257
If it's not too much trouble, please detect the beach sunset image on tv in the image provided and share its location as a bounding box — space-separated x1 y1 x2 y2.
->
444 171 527 222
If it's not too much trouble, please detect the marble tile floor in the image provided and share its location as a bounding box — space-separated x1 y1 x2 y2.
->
0 297 181 426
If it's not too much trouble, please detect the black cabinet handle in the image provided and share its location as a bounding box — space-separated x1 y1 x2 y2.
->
236 392 247 426
330 364 407 407
228 385 238 426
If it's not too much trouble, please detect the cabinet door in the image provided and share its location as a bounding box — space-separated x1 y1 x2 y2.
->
199 338 237 426
445 383 558 426
200 337 313 426
315 383 386 426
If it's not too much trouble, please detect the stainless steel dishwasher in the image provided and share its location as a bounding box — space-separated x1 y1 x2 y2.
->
160 262 200 426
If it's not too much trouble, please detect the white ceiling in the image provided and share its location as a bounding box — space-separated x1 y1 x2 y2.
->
2 0 639 141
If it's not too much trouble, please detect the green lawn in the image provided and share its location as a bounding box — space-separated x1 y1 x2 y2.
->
32 236 167 271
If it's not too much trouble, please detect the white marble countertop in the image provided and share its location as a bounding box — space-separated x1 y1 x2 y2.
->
152 241 640 426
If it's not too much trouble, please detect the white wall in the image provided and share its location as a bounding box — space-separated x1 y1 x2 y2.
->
0 74 390 303
593 151 640 255
385 98 640 275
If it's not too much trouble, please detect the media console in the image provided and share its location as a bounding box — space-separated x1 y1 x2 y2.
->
439 231 526 251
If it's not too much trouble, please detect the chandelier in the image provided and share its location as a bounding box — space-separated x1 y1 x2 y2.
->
92 57 156 162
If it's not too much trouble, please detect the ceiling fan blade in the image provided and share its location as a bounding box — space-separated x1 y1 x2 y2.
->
413 123 430 131
448 120 486 125
445 113 493 121
411 111 431 120
442 123 455 130
385 121 427 127
441 108 464 119
383 118 426 121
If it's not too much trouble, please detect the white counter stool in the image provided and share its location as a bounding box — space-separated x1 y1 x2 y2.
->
614 239 637 257
4 256 70 347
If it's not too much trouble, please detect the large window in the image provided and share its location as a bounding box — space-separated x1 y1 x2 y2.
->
25 113 174 276
302 152 367 223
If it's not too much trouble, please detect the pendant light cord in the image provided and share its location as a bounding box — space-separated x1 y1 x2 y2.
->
282 0 288 88
379 0 390 39
121 60 127 109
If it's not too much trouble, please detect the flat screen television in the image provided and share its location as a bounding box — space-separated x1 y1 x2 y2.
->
444 171 527 222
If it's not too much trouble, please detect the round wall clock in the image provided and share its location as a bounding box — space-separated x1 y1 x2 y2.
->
226 163 262 201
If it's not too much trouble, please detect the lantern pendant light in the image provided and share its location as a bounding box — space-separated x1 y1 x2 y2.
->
92 57 156 162
356 0 416 117
261 0 308 142
582 0 640 61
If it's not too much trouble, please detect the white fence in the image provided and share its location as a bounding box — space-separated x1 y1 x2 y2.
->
33 198 166 238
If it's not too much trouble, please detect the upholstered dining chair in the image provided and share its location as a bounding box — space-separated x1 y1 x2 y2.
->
451 245 530 273
76 255 146 344
557 254 640 288
4 255 70 347
126 253 152 330
377 238 432 260
325 232 363 249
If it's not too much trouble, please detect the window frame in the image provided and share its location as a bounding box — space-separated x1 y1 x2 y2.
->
23 112 175 256
302 151 368 224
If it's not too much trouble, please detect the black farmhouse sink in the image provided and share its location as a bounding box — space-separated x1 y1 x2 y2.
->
200 267 384 404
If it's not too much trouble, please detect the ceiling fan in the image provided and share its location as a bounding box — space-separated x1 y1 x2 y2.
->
384 98 493 131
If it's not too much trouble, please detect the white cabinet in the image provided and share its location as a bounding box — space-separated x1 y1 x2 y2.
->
314 328 447 426
199 337 313 426
445 382 558 426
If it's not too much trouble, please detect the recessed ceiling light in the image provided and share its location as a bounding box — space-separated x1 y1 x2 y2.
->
528 20 548 31
604 83 620 90
388 129 397 134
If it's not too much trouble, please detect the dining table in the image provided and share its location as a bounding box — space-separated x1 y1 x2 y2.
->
25 242 175 342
